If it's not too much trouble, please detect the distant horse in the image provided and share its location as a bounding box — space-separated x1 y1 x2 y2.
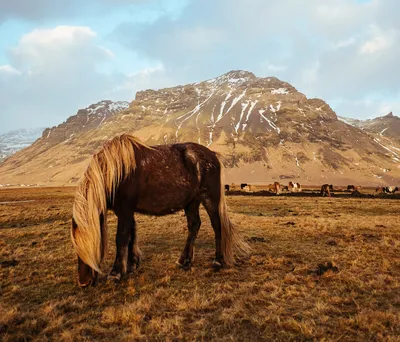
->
242 185 257 192
224 184 230 192
375 186 384 193
240 183 248 189
266 182 280 194
347 185 362 192
288 181 301 192
71 134 250 287
321 184 331 197
383 186 398 194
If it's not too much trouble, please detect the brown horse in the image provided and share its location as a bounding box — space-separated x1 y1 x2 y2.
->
321 184 331 197
266 181 280 194
71 134 249 287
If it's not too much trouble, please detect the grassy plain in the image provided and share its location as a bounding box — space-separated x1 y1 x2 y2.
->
0 187 399 341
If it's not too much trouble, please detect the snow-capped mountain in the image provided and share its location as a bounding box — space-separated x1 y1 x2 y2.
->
1 72 399 186
0 128 45 161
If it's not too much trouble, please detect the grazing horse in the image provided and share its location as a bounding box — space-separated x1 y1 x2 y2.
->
347 185 362 192
71 134 249 287
383 186 398 194
240 183 248 189
375 186 384 193
266 182 280 194
288 181 301 192
249 185 257 192
242 185 257 192
321 184 331 197
224 184 230 192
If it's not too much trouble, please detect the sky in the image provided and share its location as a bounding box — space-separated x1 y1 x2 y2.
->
0 0 399 133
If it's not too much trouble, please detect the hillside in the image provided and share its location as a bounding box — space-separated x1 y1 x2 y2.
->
339 112 400 144
1 71 399 186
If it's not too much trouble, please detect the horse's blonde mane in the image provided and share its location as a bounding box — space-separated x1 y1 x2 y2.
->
71 134 149 273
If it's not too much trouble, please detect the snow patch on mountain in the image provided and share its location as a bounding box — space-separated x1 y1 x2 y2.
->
0 128 44 161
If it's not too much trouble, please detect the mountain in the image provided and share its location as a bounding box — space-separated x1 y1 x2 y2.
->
0 128 45 162
1 71 399 186
339 112 400 142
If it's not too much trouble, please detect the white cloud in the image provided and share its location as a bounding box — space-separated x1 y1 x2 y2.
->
2 0 400 133
330 38 356 50
0 64 21 75
0 26 125 132
110 64 173 99
111 0 400 119
360 26 398 54
9 26 108 73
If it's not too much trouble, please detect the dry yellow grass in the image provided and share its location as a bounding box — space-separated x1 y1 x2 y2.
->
0 187 399 341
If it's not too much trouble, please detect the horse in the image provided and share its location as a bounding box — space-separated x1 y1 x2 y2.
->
240 183 248 189
321 184 331 197
71 134 250 287
266 182 280 194
224 184 230 192
375 186 384 193
383 186 398 194
288 181 301 192
249 185 257 192
242 185 257 192
347 185 361 192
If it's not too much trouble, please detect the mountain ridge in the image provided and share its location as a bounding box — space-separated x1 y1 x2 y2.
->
1 70 399 186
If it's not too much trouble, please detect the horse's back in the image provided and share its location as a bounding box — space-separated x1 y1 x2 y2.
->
117 142 221 215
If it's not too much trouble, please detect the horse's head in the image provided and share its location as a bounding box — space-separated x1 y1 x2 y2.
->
72 218 98 287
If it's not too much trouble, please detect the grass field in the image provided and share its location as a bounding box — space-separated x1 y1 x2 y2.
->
0 187 399 341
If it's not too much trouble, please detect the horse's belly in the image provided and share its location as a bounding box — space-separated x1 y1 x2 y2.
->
135 173 194 215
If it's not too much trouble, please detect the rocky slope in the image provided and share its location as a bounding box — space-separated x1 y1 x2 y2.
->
339 112 400 142
1 71 399 186
0 128 44 161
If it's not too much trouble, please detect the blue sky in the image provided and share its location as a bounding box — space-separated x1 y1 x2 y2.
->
0 0 399 133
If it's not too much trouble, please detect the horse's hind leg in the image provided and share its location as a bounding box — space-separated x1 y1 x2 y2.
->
202 197 224 268
177 200 201 269
109 215 132 281
127 216 141 273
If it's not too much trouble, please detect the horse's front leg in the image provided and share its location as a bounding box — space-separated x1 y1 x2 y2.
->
127 217 142 273
109 216 132 281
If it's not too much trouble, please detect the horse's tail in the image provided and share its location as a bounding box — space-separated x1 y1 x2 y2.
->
217 158 251 266
71 134 149 273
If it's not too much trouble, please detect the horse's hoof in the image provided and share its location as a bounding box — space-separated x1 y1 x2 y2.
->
107 272 122 282
127 262 139 274
176 259 192 270
212 260 223 269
